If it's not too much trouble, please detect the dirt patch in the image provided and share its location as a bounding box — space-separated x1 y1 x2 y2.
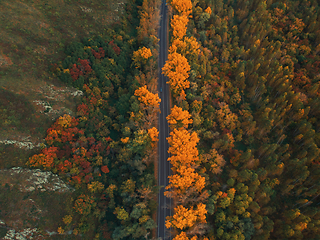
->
0 53 13 67
0 167 76 239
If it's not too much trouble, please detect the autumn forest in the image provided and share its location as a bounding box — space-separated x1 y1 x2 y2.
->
16 0 320 239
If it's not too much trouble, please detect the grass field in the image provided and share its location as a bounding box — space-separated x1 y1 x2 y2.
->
0 0 125 238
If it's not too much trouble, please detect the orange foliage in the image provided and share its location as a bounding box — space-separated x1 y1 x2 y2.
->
171 14 189 39
165 166 205 194
170 0 192 16
148 127 159 142
204 7 212 15
169 37 200 58
73 194 95 215
162 52 190 95
133 47 152 59
165 203 207 230
57 114 74 128
167 105 193 129
27 146 58 170
173 232 207 240
101 165 110 173
167 128 199 168
134 85 161 108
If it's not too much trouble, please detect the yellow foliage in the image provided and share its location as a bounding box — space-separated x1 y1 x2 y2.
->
171 0 192 16
162 52 190 94
167 105 193 129
169 37 200 59
133 47 152 59
165 203 207 230
134 85 161 108
63 215 72 225
57 114 73 128
216 102 239 131
139 215 150 224
87 181 104 193
171 14 189 39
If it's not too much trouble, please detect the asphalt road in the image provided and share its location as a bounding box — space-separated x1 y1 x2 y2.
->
157 0 172 239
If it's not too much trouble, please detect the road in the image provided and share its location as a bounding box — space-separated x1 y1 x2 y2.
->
157 0 172 239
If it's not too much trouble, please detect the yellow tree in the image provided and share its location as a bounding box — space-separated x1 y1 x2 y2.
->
148 127 159 147
134 85 161 109
170 0 192 16
162 52 190 96
165 203 207 230
165 166 205 194
169 37 200 62
132 47 153 68
167 105 193 129
171 14 189 39
216 102 239 131
167 128 199 168
173 232 209 240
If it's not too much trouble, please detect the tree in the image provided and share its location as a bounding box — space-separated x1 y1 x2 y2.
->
170 0 192 16
167 105 193 129
148 127 159 144
165 203 207 230
165 165 205 195
167 128 200 168
169 37 200 59
134 85 161 109
132 47 153 69
171 14 189 39
162 52 190 96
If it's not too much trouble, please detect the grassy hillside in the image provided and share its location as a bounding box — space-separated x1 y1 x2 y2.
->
0 0 124 167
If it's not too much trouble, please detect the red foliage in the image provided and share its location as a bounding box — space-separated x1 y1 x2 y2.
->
70 64 81 81
64 160 72 168
105 137 112 141
109 40 121 55
42 146 58 158
77 103 89 116
80 161 91 169
222 128 232 135
69 59 92 81
91 47 106 59
85 174 93 183
221 192 228 198
101 165 110 173
72 175 82 184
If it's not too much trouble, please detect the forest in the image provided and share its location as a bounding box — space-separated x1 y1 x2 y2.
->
24 0 320 239
163 0 320 239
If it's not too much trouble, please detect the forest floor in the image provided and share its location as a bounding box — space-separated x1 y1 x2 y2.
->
0 0 125 238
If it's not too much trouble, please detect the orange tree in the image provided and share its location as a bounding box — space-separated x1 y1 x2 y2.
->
162 52 191 98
